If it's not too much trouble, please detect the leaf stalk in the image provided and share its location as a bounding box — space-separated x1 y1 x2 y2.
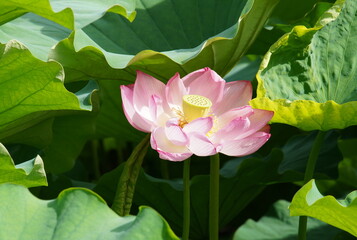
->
209 153 220 240
182 158 191 240
298 131 326 240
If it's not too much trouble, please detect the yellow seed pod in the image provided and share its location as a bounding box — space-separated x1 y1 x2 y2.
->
182 95 212 122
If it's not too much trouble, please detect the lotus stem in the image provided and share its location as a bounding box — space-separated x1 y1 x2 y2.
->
209 153 220 240
182 158 191 240
91 139 101 180
161 160 170 179
298 131 326 240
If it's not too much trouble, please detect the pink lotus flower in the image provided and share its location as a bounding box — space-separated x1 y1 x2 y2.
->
120 68 273 161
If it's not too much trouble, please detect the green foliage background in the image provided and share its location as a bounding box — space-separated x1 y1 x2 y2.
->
0 0 356 239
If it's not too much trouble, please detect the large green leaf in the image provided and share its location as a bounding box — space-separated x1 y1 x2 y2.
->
1 80 99 174
51 0 279 83
0 183 179 240
0 0 136 30
0 40 92 140
0 14 71 61
50 0 279 141
250 0 357 131
0 143 47 187
234 200 355 240
290 180 357 237
0 0 135 61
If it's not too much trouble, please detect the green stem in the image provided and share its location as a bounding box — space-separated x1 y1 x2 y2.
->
209 154 220 240
160 159 170 180
298 131 326 240
182 158 191 240
298 217 308 240
91 140 101 180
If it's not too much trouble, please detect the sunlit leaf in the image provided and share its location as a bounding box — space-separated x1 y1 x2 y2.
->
0 144 47 187
234 200 355 240
250 0 357 131
290 180 357 237
0 40 92 141
1 77 99 174
0 0 136 29
0 0 136 60
0 183 179 240
0 14 71 61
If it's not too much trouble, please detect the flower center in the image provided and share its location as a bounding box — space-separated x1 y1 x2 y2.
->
182 95 212 122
